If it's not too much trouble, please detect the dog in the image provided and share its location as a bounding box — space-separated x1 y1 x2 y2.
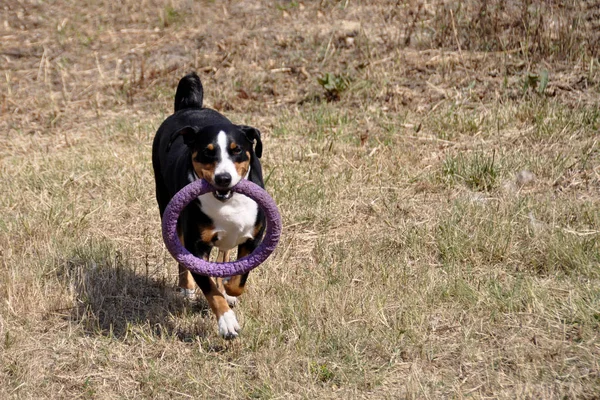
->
152 72 265 339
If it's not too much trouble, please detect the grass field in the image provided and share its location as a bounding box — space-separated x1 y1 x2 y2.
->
1 0 599 398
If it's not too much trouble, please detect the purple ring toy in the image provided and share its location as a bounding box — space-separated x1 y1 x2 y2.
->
161 179 282 277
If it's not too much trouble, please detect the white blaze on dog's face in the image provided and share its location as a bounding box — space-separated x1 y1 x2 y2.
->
214 130 246 187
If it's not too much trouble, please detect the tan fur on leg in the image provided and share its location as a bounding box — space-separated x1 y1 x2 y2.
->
223 246 250 297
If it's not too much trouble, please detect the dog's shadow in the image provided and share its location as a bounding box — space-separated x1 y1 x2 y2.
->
59 243 217 344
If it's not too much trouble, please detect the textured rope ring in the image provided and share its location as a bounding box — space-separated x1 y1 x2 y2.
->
161 179 282 277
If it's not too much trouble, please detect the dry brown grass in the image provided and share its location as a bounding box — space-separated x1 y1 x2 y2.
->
1 0 600 398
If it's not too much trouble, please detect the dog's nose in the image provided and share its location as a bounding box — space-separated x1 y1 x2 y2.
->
214 172 232 187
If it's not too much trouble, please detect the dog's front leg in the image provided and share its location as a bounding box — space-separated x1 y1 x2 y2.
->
190 244 240 339
215 250 238 307
194 272 240 339
181 221 240 339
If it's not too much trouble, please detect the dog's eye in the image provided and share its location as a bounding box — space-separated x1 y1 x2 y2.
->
231 146 242 155
203 148 216 158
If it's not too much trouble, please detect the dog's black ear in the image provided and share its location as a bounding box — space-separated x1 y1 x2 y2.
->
167 126 200 151
239 125 262 158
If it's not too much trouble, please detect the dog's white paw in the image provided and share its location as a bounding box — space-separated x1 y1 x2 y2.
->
218 310 240 339
224 292 238 307
176 287 196 300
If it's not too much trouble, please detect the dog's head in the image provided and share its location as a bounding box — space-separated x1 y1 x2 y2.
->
176 124 262 201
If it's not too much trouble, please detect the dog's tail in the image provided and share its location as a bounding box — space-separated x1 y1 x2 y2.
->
174 72 203 112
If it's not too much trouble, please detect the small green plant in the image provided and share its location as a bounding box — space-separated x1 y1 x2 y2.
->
276 0 299 11
522 70 549 96
442 151 499 191
310 362 335 383
317 73 350 101
246 382 274 399
161 6 181 27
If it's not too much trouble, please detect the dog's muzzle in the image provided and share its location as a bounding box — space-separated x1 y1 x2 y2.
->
213 173 233 201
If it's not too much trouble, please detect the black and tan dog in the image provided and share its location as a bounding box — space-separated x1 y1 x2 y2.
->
152 72 265 339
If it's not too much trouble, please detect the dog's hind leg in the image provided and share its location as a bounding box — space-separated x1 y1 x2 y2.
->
223 243 252 297
176 229 197 299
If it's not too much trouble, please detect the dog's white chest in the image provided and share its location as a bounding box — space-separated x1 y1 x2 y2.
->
198 193 258 250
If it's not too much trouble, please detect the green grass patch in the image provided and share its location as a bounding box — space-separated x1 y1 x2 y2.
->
441 151 500 191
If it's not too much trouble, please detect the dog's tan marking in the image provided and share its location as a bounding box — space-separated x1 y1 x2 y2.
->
234 151 251 179
191 150 217 184
253 222 263 238
206 288 230 318
224 277 245 296
230 142 237 150
223 246 251 297
199 225 217 244
178 264 196 290
207 143 214 151
202 251 232 320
